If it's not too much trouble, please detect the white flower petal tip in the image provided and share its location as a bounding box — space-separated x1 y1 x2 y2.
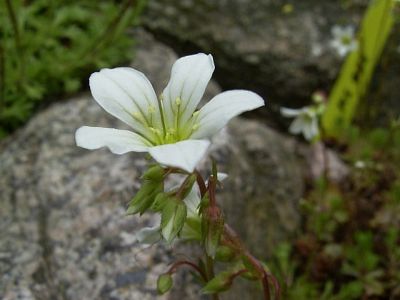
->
148 140 211 173
88 67 160 136
163 53 215 127
191 90 265 139
217 172 228 181
280 107 302 117
75 126 149 154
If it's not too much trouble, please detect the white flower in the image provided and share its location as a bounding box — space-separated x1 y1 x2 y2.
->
280 107 319 141
75 54 264 172
354 160 366 169
330 25 358 57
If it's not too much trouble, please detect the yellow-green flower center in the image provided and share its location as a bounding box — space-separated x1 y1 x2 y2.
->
132 96 200 146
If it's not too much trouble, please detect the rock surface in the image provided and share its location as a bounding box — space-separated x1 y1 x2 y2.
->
142 0 367 123
0 31 305 300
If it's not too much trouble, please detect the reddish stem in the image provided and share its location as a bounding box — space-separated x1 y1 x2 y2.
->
195 170 207 197
167 260 207 282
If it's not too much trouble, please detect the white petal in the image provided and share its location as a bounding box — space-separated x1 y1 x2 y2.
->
183 184 201 217
89 68 160 138
217 172 228 181
343 25 355 36
280 107 302 117
75 126 149 154
148 140 210 173
191 90 264 139
331 25 343 37
308 118 320 140
289 117 305 134
136 226 161 245
162 53 215 127
303 123 314 141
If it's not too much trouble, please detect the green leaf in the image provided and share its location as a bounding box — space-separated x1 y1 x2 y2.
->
127 181 163 215
161 198 187 243
202 206 224 258
181 216 202 241
157 273 173 294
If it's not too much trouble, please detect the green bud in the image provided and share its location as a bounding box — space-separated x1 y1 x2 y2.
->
142 165 165 181
150 192 169 212
161 198 187 243
126 181 163 215
157 273 173 294
202 271 232 294
202 206 224 258
215 245 236 262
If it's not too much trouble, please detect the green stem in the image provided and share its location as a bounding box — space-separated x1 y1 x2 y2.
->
5 0 20 50
205 254 219 300
5 0 24 87
80 0 135 61
0 41 4 113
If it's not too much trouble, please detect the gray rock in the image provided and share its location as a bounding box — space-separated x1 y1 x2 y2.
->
142 0 368 124
0 31 304 300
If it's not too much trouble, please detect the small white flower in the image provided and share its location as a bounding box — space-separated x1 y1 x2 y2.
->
354 160 366 169
280 107 319 141
330 25 358 57
76 54 264 172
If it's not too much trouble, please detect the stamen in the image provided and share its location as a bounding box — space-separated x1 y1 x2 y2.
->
148 105 156 114
132 112 146 125
192 111 200 118
192 123 200 131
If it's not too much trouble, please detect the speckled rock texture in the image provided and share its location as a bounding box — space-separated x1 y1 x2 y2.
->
142 0 368 122
0 31 306 300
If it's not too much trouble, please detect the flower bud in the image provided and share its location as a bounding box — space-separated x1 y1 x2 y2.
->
157 273 173 294
202 206 224 258
161 198 187 243
126 181 163 215
142 165 165 181
215 245 236 262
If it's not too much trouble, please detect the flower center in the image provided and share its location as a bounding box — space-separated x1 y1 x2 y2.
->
341 35 352 46
135 96 200 146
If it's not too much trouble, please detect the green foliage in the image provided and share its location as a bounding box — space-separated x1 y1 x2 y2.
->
322 0 395 136
0 0 147 136
270 124 400 299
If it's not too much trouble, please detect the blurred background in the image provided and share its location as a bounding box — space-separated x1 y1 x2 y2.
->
1 0 399 299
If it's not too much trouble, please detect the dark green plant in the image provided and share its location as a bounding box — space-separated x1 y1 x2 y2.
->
0 0 147 138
